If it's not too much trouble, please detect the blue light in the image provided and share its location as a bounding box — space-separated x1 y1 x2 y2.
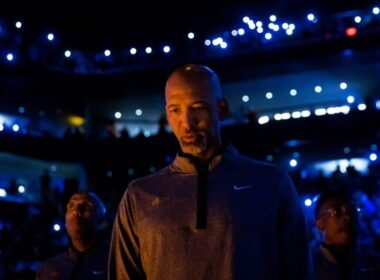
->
343 49 353 56
375 100 380 110
370 153 377 161
53 224 61 232
304 199 312 207
6 53 14 61
64 50 71 58
47 33 54 41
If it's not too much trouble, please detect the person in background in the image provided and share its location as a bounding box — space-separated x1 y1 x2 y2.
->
36 192 109 280
312 189 379 279
108 64 314 279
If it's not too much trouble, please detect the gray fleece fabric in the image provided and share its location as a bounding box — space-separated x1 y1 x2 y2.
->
108 145 314 280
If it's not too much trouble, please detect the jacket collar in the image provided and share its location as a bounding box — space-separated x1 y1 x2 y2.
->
170 144 238 174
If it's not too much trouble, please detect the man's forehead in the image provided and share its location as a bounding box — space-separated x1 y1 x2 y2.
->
322 197 351 208
68 194 93 203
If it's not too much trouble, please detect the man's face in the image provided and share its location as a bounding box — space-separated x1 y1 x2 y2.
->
165 76 222 158
65 193 99 240
316 198 358 248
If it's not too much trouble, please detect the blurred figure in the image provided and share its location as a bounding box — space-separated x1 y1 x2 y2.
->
36 192 109 280
312 189 378 279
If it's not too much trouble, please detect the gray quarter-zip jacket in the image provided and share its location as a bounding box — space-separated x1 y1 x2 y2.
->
108 145 314 280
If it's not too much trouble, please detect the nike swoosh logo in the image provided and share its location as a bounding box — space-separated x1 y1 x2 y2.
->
233 184 252 191
92 270 104 275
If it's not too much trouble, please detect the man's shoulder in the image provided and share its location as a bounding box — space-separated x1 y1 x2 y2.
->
127 165 172 190
37 252 71 271
232 151 284 174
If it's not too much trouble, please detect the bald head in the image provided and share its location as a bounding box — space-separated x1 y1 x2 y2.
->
165 64 228 161
165 64 222 102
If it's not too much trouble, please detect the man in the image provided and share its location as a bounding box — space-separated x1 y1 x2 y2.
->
36 192 109 280
109 64 314 279
312 189 378 279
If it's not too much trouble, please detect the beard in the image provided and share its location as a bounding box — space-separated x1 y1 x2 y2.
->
179 131 208 155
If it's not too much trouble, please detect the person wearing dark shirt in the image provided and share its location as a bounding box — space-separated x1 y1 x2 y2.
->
312 189 379 279
36 192 109 280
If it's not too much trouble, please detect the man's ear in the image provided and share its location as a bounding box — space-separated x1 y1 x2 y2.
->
218 98 229 120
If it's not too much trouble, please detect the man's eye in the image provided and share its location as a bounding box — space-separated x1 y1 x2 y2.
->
193 106 206 111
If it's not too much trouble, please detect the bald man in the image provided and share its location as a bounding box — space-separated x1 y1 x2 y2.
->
109 64 314 279
37 192 109 280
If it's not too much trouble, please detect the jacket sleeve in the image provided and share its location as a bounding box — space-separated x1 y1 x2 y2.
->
276 169 315 280
108 185 146 280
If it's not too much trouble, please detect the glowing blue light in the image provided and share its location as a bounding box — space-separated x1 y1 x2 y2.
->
238 28 245 35
343 49 353 56
266 154 273 161
375 100 380 110
290 159 298 167
339 82 348 90
220 42 228 49
163 46 171 53
145 47 152 54
242 16 250 23
50 165 57 172
53 224 61 231
242 95 249 102
204 39 211 46
314 86 322 93
370 153 377 161
265 92 273 99
128 169 135 175
0 189 7 197
135 109 142 116
307 14 315 21
104 49 111 56
18 185 25 193
344 147 350 154
357 103 366 111
18 106 25 114
64 50 71 58
187 32 195 39
290 89 297 96
258 116 269 125
114 112 121 119
373 7 380 15
347 96 355 104
304 199 312 207
354 16 362 23
130 48 137 55
269 15 277 22
47 33 54 41
15 21 22 29
6 53 14 61
231 30 238 36
12 124 19 132
264 33 272 40
106 171 113 177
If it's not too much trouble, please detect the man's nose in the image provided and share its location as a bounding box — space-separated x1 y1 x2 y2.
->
180 110 196 128
72 205 86 216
